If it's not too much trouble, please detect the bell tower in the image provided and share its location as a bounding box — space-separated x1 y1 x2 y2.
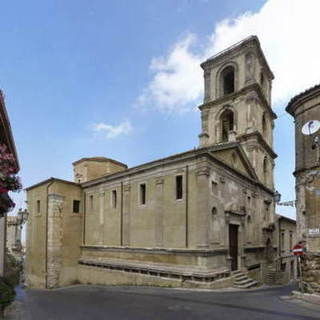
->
198 36 277 190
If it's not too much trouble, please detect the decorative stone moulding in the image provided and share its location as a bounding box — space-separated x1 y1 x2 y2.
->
155 178 164 185
196 166 210 177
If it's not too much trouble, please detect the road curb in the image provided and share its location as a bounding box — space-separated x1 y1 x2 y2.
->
291 290 320 305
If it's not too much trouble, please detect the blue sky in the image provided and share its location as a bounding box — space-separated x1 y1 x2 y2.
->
4 0 320 218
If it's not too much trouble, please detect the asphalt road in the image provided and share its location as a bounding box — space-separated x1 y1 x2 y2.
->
14 284 320 320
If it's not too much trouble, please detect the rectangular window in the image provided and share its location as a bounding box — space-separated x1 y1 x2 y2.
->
73 200 80 213
289 232 293 250
281 231 285 251
37 200 40 214
176 175 183 200
140 183 146 205
112 190 117 208
90 195 94 210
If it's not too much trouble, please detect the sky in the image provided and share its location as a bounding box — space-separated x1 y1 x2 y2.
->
3 0 320 219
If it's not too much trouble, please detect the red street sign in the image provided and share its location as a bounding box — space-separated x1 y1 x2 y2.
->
292 244 304 256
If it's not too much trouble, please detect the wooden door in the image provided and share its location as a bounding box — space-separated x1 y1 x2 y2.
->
229 224 238 271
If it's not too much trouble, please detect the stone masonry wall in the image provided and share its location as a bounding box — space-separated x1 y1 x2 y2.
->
47 194 64 288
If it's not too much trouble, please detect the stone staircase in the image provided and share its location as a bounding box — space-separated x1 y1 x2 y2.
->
264 264 284 285
232 270 258 289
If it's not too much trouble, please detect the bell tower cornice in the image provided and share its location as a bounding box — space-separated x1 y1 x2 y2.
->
198 83 277 120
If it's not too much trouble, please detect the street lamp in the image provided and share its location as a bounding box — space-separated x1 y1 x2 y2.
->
17 208 28 227
274 191 281 204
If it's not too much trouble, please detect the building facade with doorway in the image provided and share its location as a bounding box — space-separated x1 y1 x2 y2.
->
26 36 279 289
286 85 320 294
275 214 297 282
0 90 20 277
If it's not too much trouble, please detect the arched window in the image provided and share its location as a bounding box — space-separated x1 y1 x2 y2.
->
220 109 234 142
263 157 268 184
221 66 235 95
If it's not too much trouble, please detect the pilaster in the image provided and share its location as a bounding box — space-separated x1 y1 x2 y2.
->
123 184 131 246
154 178 164 247
196 164 210 248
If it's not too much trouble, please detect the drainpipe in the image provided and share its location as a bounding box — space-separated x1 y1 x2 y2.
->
45 179 54 289
185 165 189 248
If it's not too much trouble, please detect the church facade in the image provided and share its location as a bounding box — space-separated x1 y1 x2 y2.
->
25 36 278 289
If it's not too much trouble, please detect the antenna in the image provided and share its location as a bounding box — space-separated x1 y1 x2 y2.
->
301 120 320 135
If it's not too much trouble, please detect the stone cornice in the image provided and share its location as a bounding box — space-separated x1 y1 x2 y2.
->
80 245 228 256
206 149 275 196
25 177 80 191
286 83 320 116
236 131 278 159
81 144 235 188
293 165 320 177
73 157 127 168
198 83 277 119
81 142 275 197
201 35 274 80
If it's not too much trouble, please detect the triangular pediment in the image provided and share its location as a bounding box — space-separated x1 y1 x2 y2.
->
209 144 258 181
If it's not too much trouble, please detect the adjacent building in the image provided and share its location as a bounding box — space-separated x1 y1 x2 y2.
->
0 90 19 277
6 213 24 258
276 214 297 281
26 36 279 289
286 84 320 293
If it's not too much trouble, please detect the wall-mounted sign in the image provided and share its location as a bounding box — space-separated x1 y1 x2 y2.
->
308 228 320 235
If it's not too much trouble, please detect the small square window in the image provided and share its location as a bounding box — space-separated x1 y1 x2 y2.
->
73 200 80 213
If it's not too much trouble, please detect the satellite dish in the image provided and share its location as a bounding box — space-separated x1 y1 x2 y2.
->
301 120 320 135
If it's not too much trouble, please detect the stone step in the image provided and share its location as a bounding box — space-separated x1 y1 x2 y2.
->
231 270 245 275
234 280 258 289
234 274 248 281
234 278 253 286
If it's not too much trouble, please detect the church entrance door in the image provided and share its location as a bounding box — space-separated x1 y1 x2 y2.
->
229 224 239 271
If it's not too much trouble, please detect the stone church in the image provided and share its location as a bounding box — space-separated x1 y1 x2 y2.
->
25 36 278 289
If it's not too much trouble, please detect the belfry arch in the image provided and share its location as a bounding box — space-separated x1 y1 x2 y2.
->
221 66 235 96
220 109 234 142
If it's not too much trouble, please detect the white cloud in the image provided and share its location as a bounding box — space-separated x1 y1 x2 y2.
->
138 0 320 112
92 120 132 139
137 34 203 113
